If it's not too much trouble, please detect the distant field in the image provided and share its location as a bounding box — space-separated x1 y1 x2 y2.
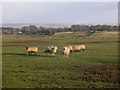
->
2 31 119 88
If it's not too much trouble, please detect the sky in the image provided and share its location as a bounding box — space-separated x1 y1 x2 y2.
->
1 0 120 2
1 2 118 24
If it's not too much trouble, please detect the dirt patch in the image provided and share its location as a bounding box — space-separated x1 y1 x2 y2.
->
97 32 118 37
55 32 73 35
104 32 118 34
71 64 119 86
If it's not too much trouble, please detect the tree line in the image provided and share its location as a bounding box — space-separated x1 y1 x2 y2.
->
71 25 118 32
21 25 72 35
21 25 119 35
2 24 119 35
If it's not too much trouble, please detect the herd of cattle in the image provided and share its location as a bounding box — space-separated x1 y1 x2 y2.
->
26 44 85 57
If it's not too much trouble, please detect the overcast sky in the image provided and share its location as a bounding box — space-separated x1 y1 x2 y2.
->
2 2 118 24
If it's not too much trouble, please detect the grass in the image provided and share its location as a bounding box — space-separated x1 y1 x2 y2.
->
2 31 119 88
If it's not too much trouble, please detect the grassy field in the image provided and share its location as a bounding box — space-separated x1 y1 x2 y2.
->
2 31 119 88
